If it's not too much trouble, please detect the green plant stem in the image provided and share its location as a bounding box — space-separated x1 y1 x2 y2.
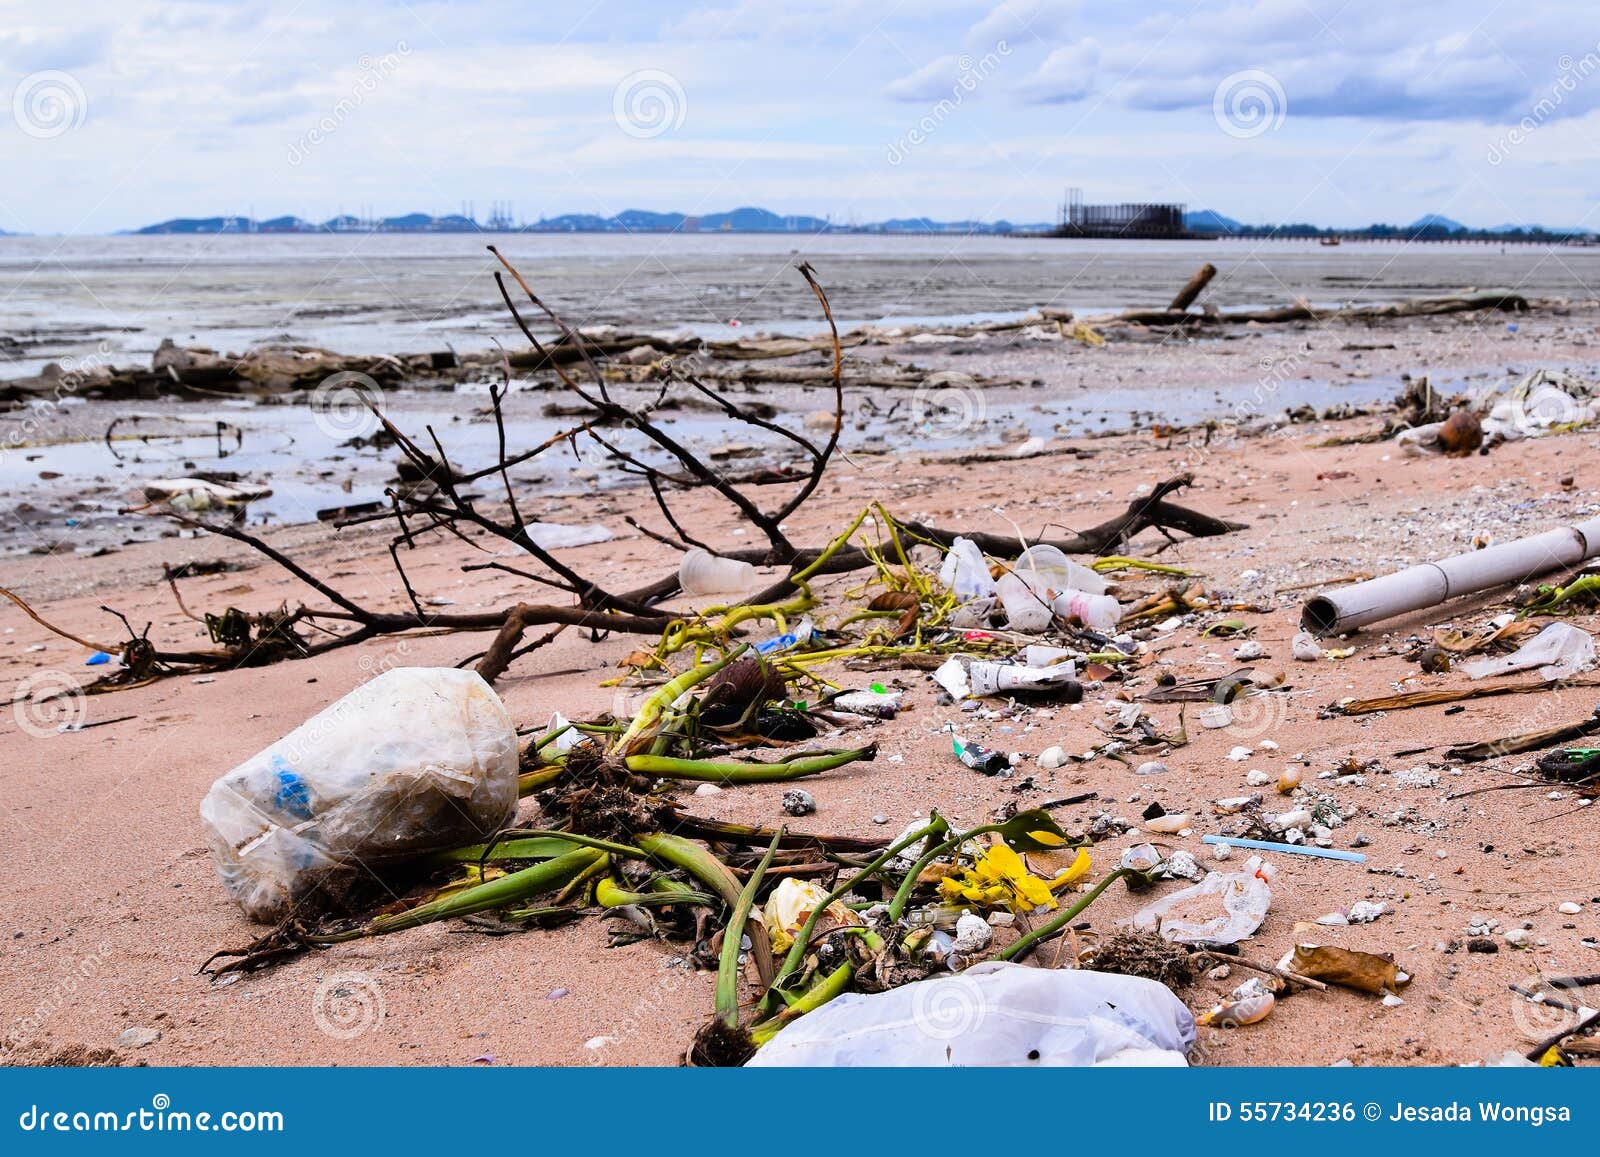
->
315 848 605 942
624 744 874 783
717 830 783 1028
762 815 947 1013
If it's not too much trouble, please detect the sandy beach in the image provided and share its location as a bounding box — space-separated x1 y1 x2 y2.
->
3 297 1598 1068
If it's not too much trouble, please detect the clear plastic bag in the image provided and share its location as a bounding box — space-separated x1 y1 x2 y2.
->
199 668 519 922
1130 855 1275 945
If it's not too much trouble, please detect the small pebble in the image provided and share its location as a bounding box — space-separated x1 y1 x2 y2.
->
116 1027 161 1049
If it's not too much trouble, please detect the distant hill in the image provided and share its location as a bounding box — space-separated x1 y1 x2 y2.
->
1407 214 1466 233
1185 209 1243 234
119 206 1597 241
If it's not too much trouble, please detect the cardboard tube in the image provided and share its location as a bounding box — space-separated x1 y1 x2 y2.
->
1302 516 1600 635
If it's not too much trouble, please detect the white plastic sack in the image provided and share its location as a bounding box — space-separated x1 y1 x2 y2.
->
1462 622 1595 682
747 961 1194 1067
200 667 519 922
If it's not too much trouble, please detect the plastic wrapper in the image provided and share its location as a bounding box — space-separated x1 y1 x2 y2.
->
199 667 519 922
1130 855 1274 945
1462 621 1594 682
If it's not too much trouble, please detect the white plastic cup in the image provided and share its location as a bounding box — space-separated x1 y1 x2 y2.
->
679 548 757 596
996 571 1054 633
1016 544 1108 595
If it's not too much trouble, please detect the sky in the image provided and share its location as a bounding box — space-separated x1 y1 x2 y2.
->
2 0 1598 234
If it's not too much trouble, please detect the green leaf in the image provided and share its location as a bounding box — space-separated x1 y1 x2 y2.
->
994 808 1076 851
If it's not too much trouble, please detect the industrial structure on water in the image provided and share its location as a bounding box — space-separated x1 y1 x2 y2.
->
1054 188 1196 239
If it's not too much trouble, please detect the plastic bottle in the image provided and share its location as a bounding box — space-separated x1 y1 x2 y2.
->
1052 590 1121 632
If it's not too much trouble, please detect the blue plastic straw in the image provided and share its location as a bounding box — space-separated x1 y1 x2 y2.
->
1201 835 1367 863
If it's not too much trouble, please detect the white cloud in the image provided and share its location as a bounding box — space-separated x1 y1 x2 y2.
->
1017 38 1099 103
883 55 965 102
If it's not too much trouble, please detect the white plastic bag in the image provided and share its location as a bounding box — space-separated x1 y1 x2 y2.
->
939 536 997 603
746 961 1194 1066
1462 622 1595 682
1130 856 1275 945
200 668 519 922
745 960 1190 1068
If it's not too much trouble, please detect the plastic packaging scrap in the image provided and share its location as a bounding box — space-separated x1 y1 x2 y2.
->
831 687 902 718
940 536 997 626
678 547 757 597
952 734 1012 775
746 961 1195 1067
199 667 519 922
1461 622 1595 682
525 521 614 549
1485 368 1600 439
752 616 815 656
933 655 1082 702
1130 856 1275 946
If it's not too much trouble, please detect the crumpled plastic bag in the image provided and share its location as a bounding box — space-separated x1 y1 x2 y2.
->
1129 856 1274 945
1462 622 1595 682
746 961 1195 1067
199 667 519 922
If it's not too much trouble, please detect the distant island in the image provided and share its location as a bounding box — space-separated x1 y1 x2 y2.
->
128 206 1053 236
70 206 1600 242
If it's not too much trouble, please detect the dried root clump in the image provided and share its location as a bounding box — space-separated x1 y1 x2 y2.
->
1079 930 1195 989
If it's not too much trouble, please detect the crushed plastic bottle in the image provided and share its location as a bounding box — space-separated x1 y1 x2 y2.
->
199 668 519 922
1052 590 1122 632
